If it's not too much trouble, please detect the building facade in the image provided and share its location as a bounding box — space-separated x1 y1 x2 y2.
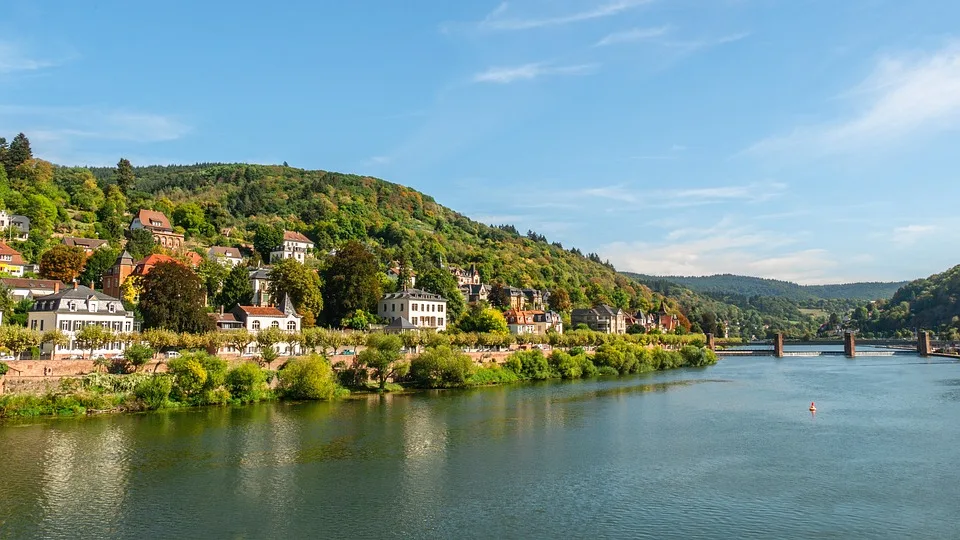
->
27 284 135 358
379 289 448 332
61 236 109 255
571 305 627 334
270 231 313 263
208 246 243 267
0 278 62 301
248 267 272 307
130 209 184 250
449 264 481 286
0 211 30 241
0 242 26 277
230 296 302 355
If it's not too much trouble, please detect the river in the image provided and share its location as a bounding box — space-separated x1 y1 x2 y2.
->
2 350 959 539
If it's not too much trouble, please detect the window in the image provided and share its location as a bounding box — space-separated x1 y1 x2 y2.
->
411 317 417 324
69 302 77 312
412 303 418 311
40 320 44 331
382 303 387 312
61 321 70 331
287 321 297 331
30 320 37 330
124 322 132 332
391 304 396 312
400 303 404 311
439 305 444 313
439 318 444 326
89 301 98 312
271 321 280 329
108 303 116 313
252 321 261 331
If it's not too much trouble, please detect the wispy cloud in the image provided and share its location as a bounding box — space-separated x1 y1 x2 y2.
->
746 41 960 157
477 0 653 32
661 32 750 54
595 25 671 47
473 62 598 84
0 42 55 73
891 224 936 247
576 181 786 207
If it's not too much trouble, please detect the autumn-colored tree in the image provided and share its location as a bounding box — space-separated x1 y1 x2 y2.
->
40 245 87 284
548 287 572 313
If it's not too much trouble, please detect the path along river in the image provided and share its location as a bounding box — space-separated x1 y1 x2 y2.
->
2 347 959 539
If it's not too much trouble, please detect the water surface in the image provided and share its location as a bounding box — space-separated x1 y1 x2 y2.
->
2 353 959 539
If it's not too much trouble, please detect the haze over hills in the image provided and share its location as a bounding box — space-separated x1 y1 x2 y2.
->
623 273 907 302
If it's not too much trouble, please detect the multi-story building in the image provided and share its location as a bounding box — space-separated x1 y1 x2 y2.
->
504 309 564 335
102 251 135 299
61 236 109 255
248 267 272 307
0 277 63 301
0 242 26 277
533 311 563 335
28 284 135 358
449 264 481 286
571 305 627 334
230 295 302 355
208 246 244 267
460 283 490 304
270 231 313 263
0 210 30 241
378 289 448 332
130 209 184 250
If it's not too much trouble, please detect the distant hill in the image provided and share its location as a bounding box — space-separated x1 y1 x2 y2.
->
622 273 906 302
859 264 960 335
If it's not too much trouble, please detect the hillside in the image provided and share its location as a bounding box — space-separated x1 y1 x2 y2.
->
623 273 905 302
856 264 960 338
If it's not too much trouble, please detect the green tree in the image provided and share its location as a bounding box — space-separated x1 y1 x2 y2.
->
0 326 42 360
126 228 157 260
268 258 322 324
277 354 341 400
253 222 284 262
139 262 215 333
196 258 228 301
548 287 572 312
74 324 114 360
217 263 253 310
226 362 270 403
78 247 119 289
416 267 465 322
3 133 31 176
40 245 87 284
457 304 509 334
409 346 474 388
172 203 206 234
124 343 155 371
71 176 105 212
357 333 407 391
116 158 136 194
254 326 286 368
320 240 381 326
488 282 510 310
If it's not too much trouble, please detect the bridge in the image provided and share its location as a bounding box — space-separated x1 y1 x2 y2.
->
708 331 940 358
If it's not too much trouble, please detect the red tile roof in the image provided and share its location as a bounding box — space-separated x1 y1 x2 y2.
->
0 242 25 265
133 254 181 276
236 305 287 317
283 230 312 243
136 209 172 231
0 277 62 290
184 251 204 267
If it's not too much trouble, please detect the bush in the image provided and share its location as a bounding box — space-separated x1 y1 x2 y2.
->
167 354 208 403
277 354 342 400
409 346 474 388
134 375 173 410
597 366 619 376
226 362 270 403
0 361 8 376
508 350 554 380
469 364 520 386
125 344 155 370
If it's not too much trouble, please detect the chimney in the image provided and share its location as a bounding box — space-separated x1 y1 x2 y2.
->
54 281 60 293
72 281 78 290
220 305 224 315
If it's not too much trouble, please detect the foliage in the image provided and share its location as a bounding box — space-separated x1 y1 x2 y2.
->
320 240 381 326
139 262 215 333
39 244 87 284
548 287 572 313
357 333 406 390
469 363 519 385
340 309 376 331
116 158 136 194
126 228 157 260
506 350 554 380
0 361 8 376
125 343 155 370
626 272 906 302
134 375 173 410
217 262 253 310
252 222 284 262
409 345 474 388
78 247 120 289
415 267 465 322
226 362 271 403
457 304 509 334
0 326 42 359
268 258 322 325
277 354 342 400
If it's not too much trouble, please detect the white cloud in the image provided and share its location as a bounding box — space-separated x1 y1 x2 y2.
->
0 42 54 73
595 26 671 47
575 181 786 207
473 62 597 84
891 224 936 246
747 41 960 156
478 0 653 31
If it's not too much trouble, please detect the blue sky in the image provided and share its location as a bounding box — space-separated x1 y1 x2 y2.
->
2 0 960 284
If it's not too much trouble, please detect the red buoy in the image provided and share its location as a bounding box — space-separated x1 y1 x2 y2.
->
809 401 817 412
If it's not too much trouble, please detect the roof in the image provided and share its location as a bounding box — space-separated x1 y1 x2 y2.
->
133 254 186 276
0 277 62 290
210 246 242 258
382 288 446 301
249 267 271 280
235 305 288 318
504 309 541 324
386 316 419 330
135 209 172 231
283 230 313 244
31 284 123 304
62 237 109 250
209 312 239 322
184 252 204 267
460 283 489 294
0 242 25 265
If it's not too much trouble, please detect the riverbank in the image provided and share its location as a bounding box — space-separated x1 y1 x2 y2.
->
0 344 717 418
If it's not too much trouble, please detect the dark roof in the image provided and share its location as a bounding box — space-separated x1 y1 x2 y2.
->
249 267 271 280
386 317 419 330
32 284 123 303
62 237 108 249
210 246 242 258
460 283 489 294
1 277 62 290
382 288 446 301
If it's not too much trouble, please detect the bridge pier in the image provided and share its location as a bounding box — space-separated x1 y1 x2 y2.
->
918 330 931 357
844 332 856 358
774 333 784 358
705 333 716 351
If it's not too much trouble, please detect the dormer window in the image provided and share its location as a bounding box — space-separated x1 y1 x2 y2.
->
89 301 98 312
150 219 163 227
69 302 77 312
108 303 116 313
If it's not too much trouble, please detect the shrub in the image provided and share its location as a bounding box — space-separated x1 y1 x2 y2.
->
0 361 8 376
226 362 270 403
469 364 520 386
597 366 619 376
409 346 474 388
549 351 582 379
277 354 341 400
167 354 208 403
134 375 173 410
125 344 155 370
508 350 554 380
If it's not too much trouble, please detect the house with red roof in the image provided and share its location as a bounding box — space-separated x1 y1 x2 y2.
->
228 295 302 356
270 230 313 263
0 242 26 277
130 209 184 250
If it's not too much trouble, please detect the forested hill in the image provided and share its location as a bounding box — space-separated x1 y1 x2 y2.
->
856 264 960 337
623 273 906 301
86 163 667 313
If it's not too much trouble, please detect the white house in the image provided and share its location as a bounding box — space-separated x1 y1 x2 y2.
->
61 236 109 255
270 231 313 263
0 241 26 277
231 295 302 355
0 210 30 241
208 246 244 267
379 289 448 332
27 284 135 358
248 267 272 307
